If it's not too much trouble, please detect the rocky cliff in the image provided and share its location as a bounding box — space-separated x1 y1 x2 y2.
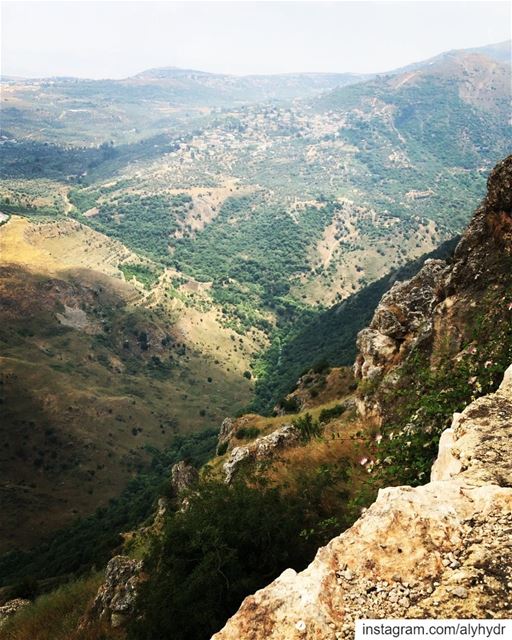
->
355 155 512 414
354 258 445 382
212 365 512 639
212 156 512 639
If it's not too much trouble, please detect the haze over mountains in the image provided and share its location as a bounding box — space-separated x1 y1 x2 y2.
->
0 39 510 553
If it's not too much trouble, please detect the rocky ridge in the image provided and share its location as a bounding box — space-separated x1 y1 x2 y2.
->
212 364 512 639
354 155 512 420
223 424 300 484
212 156 512 638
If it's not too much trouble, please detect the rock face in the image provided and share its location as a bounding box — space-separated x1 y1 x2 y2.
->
171 460 199 497
354 259 446 381
0 599 31 628
212 365 512 640
355 155 512 388
446 154 512 296
217 417 235 454
81 555 144 629
223 425 300 484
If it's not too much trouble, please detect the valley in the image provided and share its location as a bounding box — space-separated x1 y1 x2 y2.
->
0 39 510 559
0 0 511 632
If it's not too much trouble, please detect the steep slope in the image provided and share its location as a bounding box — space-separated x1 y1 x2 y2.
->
0 216 255 551
211 156 512 637
250 237 459 413
1 157 510 640
318 49 510 117
212 367 512 639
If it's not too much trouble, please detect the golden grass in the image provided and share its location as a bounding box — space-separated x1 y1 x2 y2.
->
0 261 253 551
0 217 60 273
0 215 142 283
206 392 377 490
206 394 381 524
265 415 368 485
221 392 357 439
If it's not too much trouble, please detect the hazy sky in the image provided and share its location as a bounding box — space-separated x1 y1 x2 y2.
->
1 1 510 78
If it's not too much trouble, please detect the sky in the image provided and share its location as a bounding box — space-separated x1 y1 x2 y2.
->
1 1 510 79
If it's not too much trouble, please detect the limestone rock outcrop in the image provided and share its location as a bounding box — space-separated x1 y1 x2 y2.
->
217 417 235 454
0 598 31 628
80 555 144 629
212 365 512 639
446 154 512 296
355 155 512 387
223 424 300 483
354 259 446 381
171 460 199 497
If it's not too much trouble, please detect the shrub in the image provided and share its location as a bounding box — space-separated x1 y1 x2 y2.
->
0 573 104 640
319 404 346 424
375 292 512 487
312 359 330 374
128 479 319 640
7 576 39 600
292 413 322 442
235 427 259 440
216 442 228 456
279 396 300 414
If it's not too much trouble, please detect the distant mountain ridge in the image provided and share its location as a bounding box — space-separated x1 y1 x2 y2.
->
2 39 508 91
315 48 511 117
134 39 510 83
124 67 369 102
388 39 510 75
